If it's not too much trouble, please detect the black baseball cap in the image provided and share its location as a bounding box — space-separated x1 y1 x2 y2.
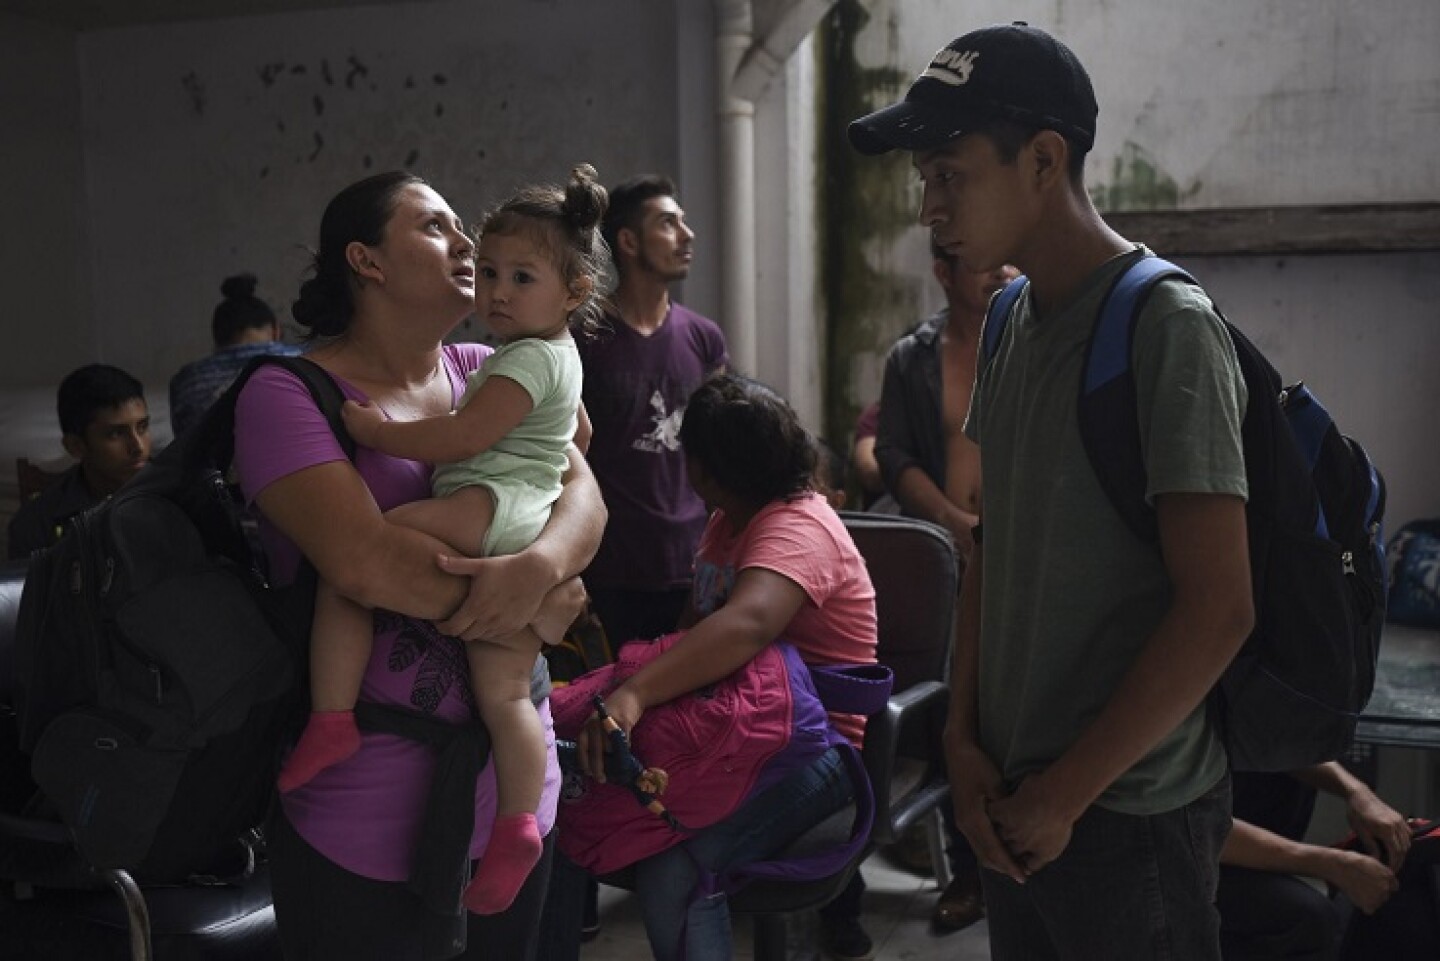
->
848 22 1098 156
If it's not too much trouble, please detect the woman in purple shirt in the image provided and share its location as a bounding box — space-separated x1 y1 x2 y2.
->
233 171 604 960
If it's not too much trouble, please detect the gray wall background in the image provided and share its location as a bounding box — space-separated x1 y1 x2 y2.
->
1 0 1436 528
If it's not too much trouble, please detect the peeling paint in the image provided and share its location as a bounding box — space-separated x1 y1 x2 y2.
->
181 70 206 116
435 103 444 117
259 62 285 86
344 55 369 90
310 132 324 161
432 73 448 85
405 148 420 167
321 59 334 86
313 94 324 116
815 0 918 450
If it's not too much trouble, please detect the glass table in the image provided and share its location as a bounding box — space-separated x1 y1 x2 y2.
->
1356 622 1440 749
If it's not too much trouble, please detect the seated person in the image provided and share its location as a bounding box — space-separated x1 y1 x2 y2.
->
850 401 888 511
569 372 879 961
1219 761 1428 960
8 364 151 560
813 435 850 511
168 273 300 438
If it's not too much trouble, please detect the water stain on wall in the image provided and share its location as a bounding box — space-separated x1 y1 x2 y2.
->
344 56 369 90
815 0 919 448
181 70 206 116
1090 141 1200 212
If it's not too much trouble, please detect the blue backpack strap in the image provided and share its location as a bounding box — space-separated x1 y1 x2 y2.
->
981 275 1029 365
1280 383 1337 540
1079 254 1198 543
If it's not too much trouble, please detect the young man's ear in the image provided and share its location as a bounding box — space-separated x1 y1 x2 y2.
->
616 226 640 261
1027 130 1071 191
61 432 86 461
345 241 384 284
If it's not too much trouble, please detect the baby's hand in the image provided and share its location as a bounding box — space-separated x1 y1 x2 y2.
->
341 399 386 447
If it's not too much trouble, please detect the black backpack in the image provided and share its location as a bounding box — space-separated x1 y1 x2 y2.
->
982 253 1388 772
12 355 349 881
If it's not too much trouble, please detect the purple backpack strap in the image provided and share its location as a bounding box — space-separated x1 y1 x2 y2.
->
810 662 893 716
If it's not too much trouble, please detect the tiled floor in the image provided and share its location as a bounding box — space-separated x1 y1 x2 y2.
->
578 849 991 960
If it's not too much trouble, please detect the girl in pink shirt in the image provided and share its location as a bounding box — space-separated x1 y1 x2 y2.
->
573 372 877 961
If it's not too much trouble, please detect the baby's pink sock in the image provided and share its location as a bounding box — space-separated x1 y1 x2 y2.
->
277 710 360 793
463 813 543 915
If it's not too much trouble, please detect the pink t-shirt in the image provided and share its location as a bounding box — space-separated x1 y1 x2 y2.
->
692 491 878 743
233 343 561 882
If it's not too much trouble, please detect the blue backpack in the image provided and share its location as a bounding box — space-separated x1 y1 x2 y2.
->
982 253 1387 772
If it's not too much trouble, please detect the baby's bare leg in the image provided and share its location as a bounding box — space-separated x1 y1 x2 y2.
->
463 628 548 915
278 580 371 792
386 485 495 558
310 579 376 711
471 631 548 815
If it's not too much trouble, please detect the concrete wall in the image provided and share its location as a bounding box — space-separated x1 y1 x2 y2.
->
1174 252 1440 534
5 0 719 392
0 14 92 388
826 0 1440 527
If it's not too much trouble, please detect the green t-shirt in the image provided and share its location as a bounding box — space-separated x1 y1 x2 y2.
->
967 250 1248 815
431 335 580 503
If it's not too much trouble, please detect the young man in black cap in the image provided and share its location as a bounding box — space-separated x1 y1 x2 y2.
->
850 23 1253 958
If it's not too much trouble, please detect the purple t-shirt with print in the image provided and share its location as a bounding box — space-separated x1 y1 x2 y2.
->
577 303 728 591
233 343 560 882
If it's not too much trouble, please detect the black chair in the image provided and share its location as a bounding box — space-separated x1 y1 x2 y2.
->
14 457 67 502
841 511 959 888
0 560 281 961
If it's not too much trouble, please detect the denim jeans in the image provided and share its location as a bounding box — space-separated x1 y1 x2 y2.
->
1216 864 1342 960
981 774 1231 961
634 746 854 961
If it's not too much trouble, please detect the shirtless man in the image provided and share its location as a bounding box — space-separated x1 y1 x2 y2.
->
875 241 1016 561
824 244 1015 946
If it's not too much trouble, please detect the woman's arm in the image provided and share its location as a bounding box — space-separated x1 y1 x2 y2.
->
436 444 606 640
578 567 805 778
343 375 533 464
574 401 593 454
1222 817 1398 915
1291 762 1411 870
255 458 469 618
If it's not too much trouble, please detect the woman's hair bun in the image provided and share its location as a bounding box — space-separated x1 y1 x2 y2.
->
220 273 259 300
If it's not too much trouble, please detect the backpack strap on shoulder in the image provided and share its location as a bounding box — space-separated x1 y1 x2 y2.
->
981 275 1029 366
1078 253 1197 543
179 354 354 471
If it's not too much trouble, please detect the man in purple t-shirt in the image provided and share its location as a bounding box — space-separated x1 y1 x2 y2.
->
577 174 728 651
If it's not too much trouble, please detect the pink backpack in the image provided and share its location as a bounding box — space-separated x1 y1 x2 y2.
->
549 632 890 879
